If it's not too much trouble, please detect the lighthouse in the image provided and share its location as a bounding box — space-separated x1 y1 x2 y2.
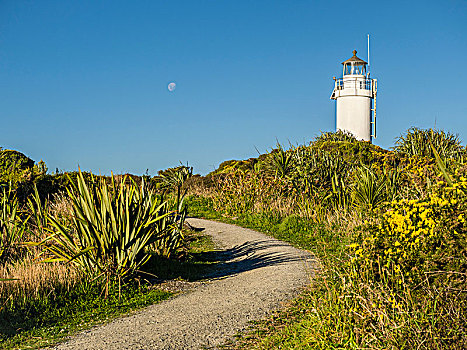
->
330 49 377 141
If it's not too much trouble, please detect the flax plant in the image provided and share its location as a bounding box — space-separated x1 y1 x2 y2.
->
266 143 295 179
151 203 186 258
394 127 465 161
158 164 193 210
27 185 49 240
0 188 28 264
292 146 353 210
36 171 172 295
352 166 387 210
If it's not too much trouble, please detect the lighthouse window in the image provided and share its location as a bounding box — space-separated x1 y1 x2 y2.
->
344 64 366 75
344 64 352 75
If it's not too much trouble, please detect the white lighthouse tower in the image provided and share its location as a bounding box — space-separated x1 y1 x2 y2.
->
330 49 377 141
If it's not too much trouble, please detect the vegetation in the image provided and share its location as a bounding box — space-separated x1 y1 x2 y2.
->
0 188 27 264
1 126 466 349
156 163 193 208
0 149 35 187
186 127 466 349
35 171 179 296
0 152 199 348
394 127 465 160
1 281 171 349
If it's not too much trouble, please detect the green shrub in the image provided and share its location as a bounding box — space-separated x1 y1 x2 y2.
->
343 174 467 347
0 150 35 190
394 127 465 160
313 130 358 144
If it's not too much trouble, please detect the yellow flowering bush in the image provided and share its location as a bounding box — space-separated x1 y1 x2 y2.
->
352 172 466 290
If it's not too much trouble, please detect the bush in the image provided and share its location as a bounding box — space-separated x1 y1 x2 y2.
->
313 130 358 144
346 174 467 347
394 127 465 161
0 150 35 190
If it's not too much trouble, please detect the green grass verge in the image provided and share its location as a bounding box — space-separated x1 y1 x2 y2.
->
186 195 348 257
0 283 172 349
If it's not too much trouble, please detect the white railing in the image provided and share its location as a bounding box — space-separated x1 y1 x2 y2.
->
335 77 372 91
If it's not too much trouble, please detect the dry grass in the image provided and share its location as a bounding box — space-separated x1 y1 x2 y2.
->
186 179 216 198
323 208 366 231
1 191 79 301
253 196 296 217
0 258 81 300
50 191 73 219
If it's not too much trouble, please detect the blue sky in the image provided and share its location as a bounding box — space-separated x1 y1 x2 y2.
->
1 1 466 175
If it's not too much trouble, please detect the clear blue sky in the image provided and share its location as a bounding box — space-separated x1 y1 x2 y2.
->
1 1 466 175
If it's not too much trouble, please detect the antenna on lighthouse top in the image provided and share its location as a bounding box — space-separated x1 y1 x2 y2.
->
367 34 370 77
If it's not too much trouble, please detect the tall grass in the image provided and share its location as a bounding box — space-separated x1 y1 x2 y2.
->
0 260 80 303
1 187 80 304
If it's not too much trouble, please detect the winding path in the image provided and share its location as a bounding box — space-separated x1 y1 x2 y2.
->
53 218 316 350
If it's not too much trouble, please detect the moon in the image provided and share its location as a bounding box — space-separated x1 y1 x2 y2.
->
167 82 176 92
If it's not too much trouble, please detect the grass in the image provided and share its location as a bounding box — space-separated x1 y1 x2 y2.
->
143 230 218 282
186 195 220 220
185 195 350 255
0 282 172 349
223 287 332 350
0 228 217 349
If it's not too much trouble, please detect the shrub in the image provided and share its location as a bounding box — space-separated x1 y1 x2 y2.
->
394 127 465 161
313 130 358 144
0 150 35 190
347 174 467 347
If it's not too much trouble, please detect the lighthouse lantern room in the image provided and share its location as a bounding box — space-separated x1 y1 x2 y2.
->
330 49 377 142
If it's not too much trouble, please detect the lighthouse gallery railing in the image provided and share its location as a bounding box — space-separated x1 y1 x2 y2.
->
334 77 372 91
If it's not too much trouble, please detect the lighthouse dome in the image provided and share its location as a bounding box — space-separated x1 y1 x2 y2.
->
342 50 367 76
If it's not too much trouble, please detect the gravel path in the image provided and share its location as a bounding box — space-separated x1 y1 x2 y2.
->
52 218 316 350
